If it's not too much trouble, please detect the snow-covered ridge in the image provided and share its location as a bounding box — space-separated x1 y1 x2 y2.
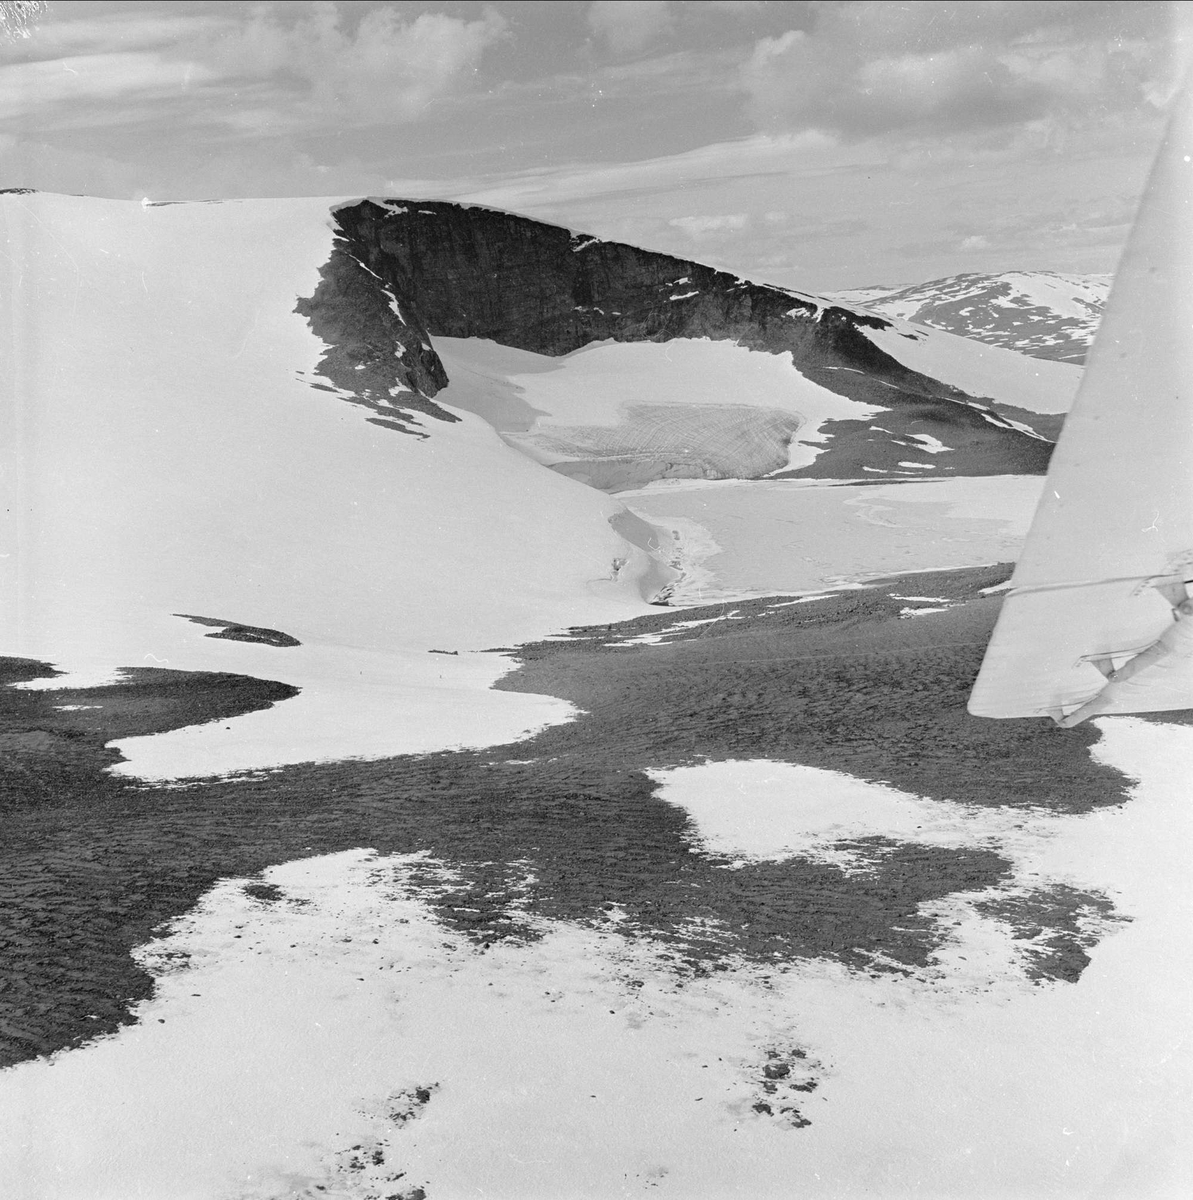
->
832 271 1109 365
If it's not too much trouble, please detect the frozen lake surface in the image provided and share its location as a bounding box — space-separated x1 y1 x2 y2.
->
621 475 1044 603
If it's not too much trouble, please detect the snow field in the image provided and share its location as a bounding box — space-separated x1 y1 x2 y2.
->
989 272 1110 320
2 193 1078 776
644 721 1193 1197
858 318 1081 415
2 194 664 778
435 335 884 477
619 475 1045 604
5 190 1189 1199
3 718 1188 1198
834 272 1108 326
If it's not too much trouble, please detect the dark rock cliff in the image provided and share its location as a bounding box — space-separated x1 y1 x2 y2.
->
295 199 1052 477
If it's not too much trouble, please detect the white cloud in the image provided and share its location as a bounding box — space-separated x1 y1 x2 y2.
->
668 212 749 239
0 52 213 120
213 4 507 120
3 3 509 132
6 10 220 56
453 130 836 210
587 1 674 56
741 0 1172 139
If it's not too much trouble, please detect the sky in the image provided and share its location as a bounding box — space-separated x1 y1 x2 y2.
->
1 0 1188 291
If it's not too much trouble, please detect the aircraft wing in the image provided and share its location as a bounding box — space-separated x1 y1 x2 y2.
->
969 81 1193 722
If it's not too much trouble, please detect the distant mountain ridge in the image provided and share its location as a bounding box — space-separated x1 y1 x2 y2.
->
831 271 1110 364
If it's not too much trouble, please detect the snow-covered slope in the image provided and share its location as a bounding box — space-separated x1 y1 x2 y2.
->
833 272 1109 365
0 192 664 777
851 315 1079 422
0 191 1091 779
6 191 1193 1200
434 335 884 487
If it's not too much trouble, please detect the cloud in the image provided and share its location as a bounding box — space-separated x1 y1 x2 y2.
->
3 3 509 133
0 51 212 121
587 1 674 55
742 0 1172 139
668 212 749 238
212 3 508 123
452 130 837 211
6 9 218 56
896 190 1141 267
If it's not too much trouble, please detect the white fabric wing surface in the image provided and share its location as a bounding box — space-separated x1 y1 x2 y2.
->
970 81 1193 720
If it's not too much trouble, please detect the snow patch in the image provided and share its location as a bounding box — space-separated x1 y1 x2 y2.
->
651 759 1025 866
435 337 883 486
907 433 950 454
613 613 732 646
856 319 1080 415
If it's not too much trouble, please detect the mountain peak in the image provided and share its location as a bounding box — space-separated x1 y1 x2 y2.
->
831 270 1110 364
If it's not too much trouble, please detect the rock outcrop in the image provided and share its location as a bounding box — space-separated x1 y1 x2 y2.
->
295 199 1053 478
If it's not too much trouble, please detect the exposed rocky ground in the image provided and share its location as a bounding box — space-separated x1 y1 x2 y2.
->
0 566 1139 1069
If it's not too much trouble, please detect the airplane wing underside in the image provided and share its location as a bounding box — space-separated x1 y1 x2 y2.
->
970 577 1193 721
969 77 1193 724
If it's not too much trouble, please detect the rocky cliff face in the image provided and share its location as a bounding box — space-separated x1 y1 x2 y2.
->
295 199 1052 478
